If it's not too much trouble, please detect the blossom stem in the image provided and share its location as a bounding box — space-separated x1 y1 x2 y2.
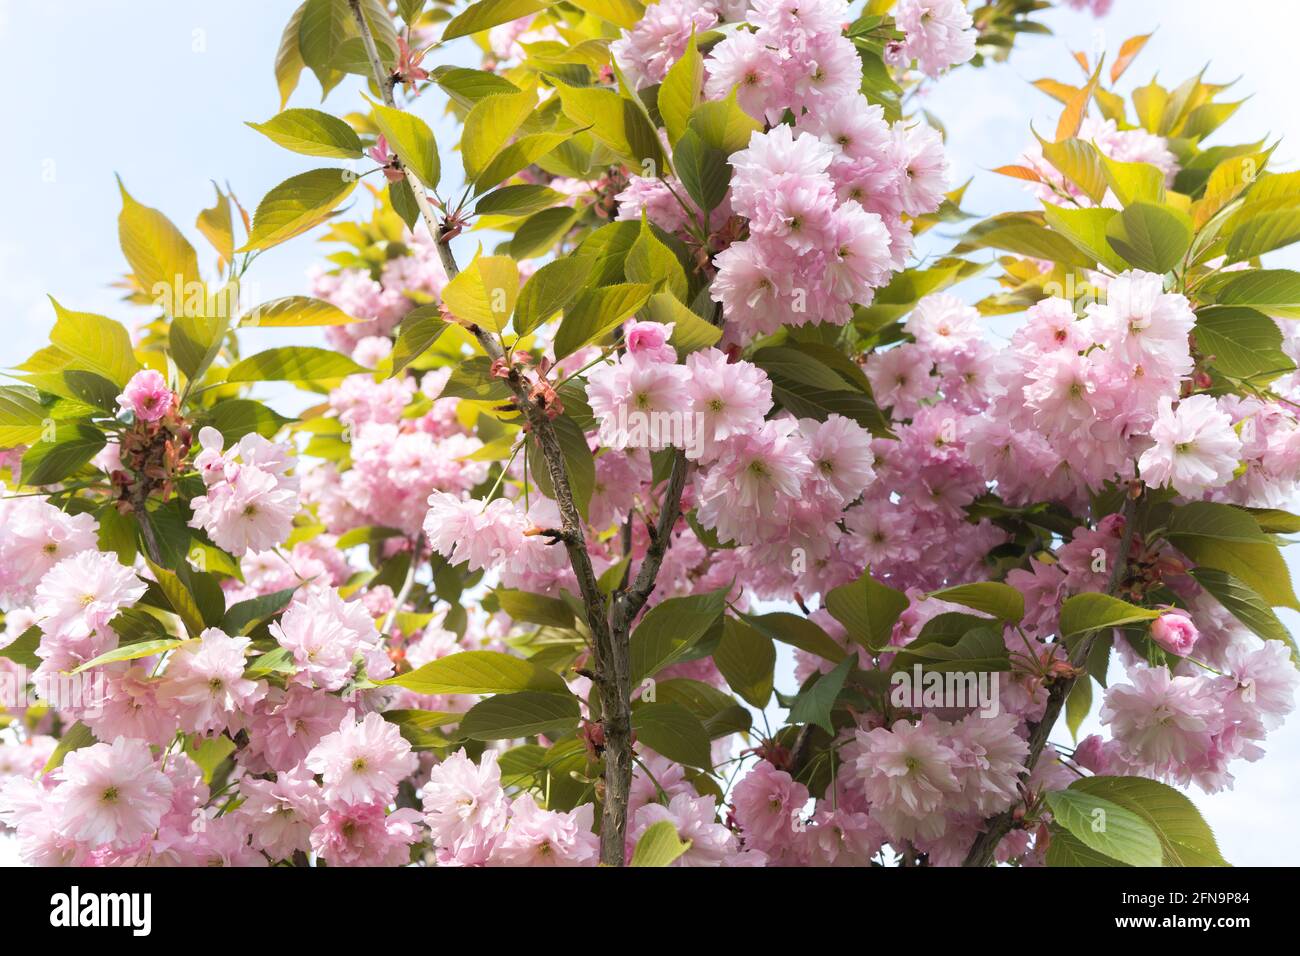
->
347 0 683 864
961 489 1139 865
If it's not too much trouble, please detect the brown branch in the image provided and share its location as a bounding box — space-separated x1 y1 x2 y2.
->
615 448 689 622
346 0 684 865
962 490 1139 866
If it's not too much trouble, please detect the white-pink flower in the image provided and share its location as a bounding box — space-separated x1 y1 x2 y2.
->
306 712 418 808
162 627 267 735
56 737 173 848
489 793 599 867
422 749 510 866
1138 395 1242 497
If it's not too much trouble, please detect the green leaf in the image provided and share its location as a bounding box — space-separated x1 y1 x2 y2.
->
226 346 366 382
72 638 188 674
170 296 233 384
1105 202 1193 273
475 130 573 192
1058 593 1160 639
434 66 522 109
495 589 574 628
298 0 351 93
1098 154 1166 205
630 819 691 867
513 256 592 335
1193 306 1294 381
891 623 1011 673
1039 136 1107 203
645 292 722 353
390 304 448 374
1212 269 1300 317
459 690 580 740
687 93 761 153
369 99 440 189
629 588 728 684
1065 674 1092 742
1044 789 1163 867
673 129 730 213
552 80 664 171
382 708 463 750
566 0 644 28
825 569 909 652
632 701 712 768
197 399 293 443
441 255 519 332
20 423 105 486
245 646 296 679
553 283 652 358
185 734 236 784
658 31 702 147
240 296 356 329
474 184 562 217
0 625 42 669
509 206 580 259
929 582 1024 622
1041 205 1127 273
1047 824 1129 867
43 722 96 774
625 217 689 301
1226 207 1300 263
0 385 50 448
382 649 571 695
246 108 364 158
1070 775 1229 866
462 91 536 183
144 558 205 637
752 345 892 437
274 2 308 110
713 616 775 708
97 505 138 565
1190 567 1296 659
47 299 141 388
221 586 298 637
1166 501 1299 610
117 179 201 307
787 654 854 733
442 0 554 41
738 611 846 663
653 678 750 739
957 212 1097 269
238 168 357 252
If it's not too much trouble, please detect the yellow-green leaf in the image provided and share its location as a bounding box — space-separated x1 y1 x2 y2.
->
238 168 357 252
441 255 520 332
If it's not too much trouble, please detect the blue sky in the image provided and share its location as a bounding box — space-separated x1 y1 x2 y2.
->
1 0 1297 864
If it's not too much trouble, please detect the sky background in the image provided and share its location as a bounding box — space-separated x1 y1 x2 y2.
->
1 0 1297 864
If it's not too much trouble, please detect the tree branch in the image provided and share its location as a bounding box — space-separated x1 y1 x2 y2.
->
615 448 690 623
961 490 1138 866
346 0 667 864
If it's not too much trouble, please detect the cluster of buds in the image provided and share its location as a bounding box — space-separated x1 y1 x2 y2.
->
591 168 631 221
1117 544 1186 605
489 352 565 422
746 738 793 772
111 403 192 513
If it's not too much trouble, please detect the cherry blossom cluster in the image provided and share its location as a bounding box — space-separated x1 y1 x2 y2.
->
188 427 299 556
613 0 953 340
